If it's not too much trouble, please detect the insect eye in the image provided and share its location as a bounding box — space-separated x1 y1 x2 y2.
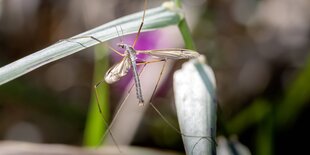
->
117 44 124 49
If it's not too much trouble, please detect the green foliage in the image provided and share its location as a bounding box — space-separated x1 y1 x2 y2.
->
83 46 110 146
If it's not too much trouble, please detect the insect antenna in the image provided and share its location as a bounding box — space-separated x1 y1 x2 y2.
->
115 26 124 44
120 26 125 44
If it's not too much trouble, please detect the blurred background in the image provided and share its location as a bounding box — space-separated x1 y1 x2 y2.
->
0 0 310 155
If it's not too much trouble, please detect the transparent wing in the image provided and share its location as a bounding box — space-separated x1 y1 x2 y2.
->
137 48 200 59
104 56 131 84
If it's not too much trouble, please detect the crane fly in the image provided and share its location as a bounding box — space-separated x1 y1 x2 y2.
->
68 0 199 107
67 0 209 152
97 0 200 107
104 44 200 106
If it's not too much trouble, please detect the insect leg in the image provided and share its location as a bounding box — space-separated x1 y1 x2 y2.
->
147 60 217 152
99 63 148 146
94 80 121 153
132 0 147 48
64 36 125 57
136 59 166 65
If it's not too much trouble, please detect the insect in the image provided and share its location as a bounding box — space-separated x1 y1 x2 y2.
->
98 1 200 107
103 45 200 106
68 0 209 152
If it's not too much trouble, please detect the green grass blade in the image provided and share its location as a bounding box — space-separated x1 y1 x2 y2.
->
178 19 196 50
83 46 110 146
0 4 182 85
173 0 217 154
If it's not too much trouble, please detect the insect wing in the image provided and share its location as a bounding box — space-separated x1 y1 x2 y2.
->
138 48 200 59
104 56 131 84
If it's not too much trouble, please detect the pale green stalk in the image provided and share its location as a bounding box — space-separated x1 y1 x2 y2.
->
0 4 182 85
174 0 217 154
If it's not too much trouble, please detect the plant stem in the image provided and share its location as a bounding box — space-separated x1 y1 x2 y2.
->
174 0 216 155
174 0 196 50
256 109 274 155
174 0 182 8
83 46 110 146
178 20 196 50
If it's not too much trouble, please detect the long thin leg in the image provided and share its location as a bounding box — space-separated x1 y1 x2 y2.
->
94 80 122 153
132 0 147 48
106 44 124 56
147 60 217 151
136 59 165 65
66 36 125 56
63 39 86 47
147 60 182 132
98 63 148 145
